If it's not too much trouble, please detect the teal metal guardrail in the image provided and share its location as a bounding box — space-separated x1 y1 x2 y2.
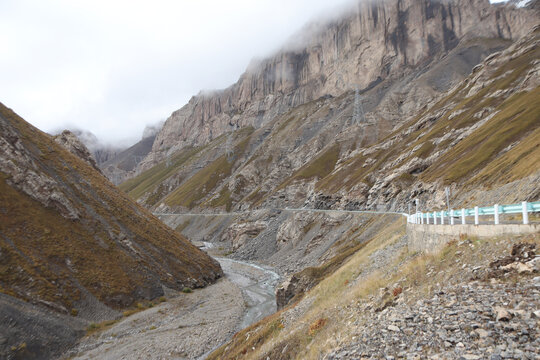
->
408 201 540 225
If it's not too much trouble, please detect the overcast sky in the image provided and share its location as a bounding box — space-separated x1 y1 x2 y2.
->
0 0 358 146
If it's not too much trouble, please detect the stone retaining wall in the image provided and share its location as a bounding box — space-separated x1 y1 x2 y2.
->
407 223 540 253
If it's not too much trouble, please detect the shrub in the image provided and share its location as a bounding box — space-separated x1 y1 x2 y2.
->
308 318 327 336
182 287 192 293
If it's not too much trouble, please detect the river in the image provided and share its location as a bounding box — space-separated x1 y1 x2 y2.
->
67 256 280 360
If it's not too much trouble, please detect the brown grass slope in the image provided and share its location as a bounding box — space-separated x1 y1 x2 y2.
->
209 218 539 359
316 27 540 199
0 102 222 315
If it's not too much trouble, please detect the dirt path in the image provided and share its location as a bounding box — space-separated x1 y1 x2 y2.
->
65 258 279 360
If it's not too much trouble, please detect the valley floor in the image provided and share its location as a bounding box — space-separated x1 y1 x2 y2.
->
64 258 279 360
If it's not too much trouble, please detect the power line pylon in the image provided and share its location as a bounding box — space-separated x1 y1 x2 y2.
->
352 85 366 126
225 122 236 161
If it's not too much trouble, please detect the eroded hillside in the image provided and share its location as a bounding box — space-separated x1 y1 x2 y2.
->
0 103 222 359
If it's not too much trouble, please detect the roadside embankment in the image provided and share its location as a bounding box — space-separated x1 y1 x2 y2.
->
407 223 540 253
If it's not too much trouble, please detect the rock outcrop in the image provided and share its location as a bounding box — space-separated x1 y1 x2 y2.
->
1 122 81 219
224 221 267 250
54 130 101 172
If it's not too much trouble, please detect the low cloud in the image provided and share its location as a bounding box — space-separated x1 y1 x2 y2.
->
1 0 359 146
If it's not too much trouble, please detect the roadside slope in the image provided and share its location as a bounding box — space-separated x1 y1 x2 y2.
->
208 217 539 359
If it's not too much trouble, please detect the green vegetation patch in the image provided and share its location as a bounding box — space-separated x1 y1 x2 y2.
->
208 187 233 211
119 146 203 200
164 130 253 209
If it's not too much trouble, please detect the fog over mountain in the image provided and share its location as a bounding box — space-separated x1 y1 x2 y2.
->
0 0 357 144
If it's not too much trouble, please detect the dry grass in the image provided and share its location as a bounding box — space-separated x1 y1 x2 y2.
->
0 102 221 311
315 34 540 194
120 146 204 199
209 205 539 360
164 129 253 209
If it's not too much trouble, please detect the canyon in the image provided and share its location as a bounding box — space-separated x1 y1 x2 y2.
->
1 0 539 359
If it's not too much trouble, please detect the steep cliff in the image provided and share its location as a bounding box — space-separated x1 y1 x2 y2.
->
0 102 222 359
121 1 538 217
143 0 537 172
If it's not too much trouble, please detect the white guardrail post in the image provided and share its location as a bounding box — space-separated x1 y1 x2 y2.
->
450 210 455 225
421 213 424 224
522 201 529 225
434 212 437 225
494 204 499 225
441 211 444 225
474 206 479 225
461 208 466 225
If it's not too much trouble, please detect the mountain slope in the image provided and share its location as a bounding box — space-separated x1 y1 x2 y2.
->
0 103 222 359
101 134 156 185
121 28 539 215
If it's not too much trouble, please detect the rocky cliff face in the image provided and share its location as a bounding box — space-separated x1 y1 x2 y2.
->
54 130 101 172
143 0 537 172
122 7 538 218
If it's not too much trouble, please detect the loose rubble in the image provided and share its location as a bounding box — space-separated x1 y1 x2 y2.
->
325 243 540 359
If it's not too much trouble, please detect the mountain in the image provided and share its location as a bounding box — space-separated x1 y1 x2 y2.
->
204 16 540 359
121 0 539 214
97 122 164 185
0 103 222 359
101 134 157 185
146 22 539 291
137 0 537 172
27 0 536 358
61 129 125 166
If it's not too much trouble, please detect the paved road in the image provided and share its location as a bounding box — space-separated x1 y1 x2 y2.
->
154 208 538 226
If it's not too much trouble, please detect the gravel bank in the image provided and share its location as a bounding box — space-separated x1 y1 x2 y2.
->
65 258 279 360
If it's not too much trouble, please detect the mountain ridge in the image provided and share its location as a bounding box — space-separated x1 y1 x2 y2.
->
0 102 222 358
139 0 537 173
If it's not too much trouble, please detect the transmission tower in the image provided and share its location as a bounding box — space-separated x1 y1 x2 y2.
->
352 85 366 126
225 122 236 161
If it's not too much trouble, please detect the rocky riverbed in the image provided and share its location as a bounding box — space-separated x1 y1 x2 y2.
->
64 258 279 360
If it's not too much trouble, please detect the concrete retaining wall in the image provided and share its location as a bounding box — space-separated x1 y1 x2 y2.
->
407 223 540 253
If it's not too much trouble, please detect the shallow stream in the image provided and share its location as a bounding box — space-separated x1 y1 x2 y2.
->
215 257 280 330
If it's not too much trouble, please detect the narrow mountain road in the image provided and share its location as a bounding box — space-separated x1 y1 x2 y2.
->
154 207 404 217
66 258 279 360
